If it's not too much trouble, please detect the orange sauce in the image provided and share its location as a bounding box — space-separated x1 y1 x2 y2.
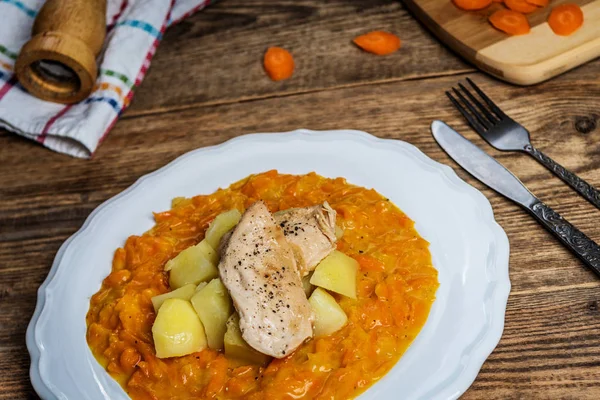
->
86 171 439 399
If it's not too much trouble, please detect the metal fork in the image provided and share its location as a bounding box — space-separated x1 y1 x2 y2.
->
446 78 600 210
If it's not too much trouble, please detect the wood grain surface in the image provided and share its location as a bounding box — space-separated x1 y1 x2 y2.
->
1 0 600 399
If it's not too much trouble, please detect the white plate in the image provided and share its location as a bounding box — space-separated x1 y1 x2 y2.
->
27 129 510 400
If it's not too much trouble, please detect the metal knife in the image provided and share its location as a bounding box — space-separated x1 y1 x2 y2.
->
431 120 600 278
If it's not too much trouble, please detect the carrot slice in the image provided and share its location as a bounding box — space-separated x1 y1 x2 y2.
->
263 47 294 81
492 0 504 3
504 0 538 14
453 0 492 10
352 31 401 55
548 4 584 36
489 9 531 35
525 0 548 6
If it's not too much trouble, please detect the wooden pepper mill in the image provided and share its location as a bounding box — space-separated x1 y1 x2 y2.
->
15 0 107 104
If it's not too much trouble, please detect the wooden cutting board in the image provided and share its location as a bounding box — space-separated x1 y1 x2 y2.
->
402 0 600 85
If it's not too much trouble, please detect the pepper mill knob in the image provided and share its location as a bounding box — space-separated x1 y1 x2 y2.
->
15 0 107 104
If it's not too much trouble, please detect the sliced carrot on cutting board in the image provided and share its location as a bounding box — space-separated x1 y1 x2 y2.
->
453 0 492 10
525 0 548 7
353 31 401 55
504 0 538 14
548 4 584 36
263 47 294 81
489 9 531 35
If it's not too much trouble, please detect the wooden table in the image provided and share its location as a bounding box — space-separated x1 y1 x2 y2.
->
1 1 599 398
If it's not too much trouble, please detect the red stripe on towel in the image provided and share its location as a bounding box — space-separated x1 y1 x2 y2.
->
0 75 17 100
170 0 209 25
108 0 129 29
37 105 73 143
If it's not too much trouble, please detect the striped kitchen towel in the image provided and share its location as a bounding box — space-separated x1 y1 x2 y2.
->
0 0 213 158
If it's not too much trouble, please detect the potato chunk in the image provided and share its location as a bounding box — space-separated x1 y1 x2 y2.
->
302 273 314 297
191 279 233 350
165 239 218 272
205 209 242 250
309 288 348 337
310 250 358 299
195 282 208 292
151 284 196 313
167 239 218 289
224 314 271 365
152 298 207 358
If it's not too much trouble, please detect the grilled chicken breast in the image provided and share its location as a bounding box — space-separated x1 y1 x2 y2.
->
218 201 313 358
274 202 337 277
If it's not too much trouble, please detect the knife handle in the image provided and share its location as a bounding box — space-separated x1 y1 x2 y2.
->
524 145 600 210
528 200 600 277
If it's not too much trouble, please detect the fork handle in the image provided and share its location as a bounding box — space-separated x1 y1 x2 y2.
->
528 200 600 277
524 145 600 210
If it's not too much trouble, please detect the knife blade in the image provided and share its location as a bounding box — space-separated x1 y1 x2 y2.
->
431 120 536 208
431 120 600 278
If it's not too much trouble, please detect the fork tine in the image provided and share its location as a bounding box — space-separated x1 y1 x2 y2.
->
466 78 508 119
452 87 491 130
445 91 487 134
458 83 498 124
